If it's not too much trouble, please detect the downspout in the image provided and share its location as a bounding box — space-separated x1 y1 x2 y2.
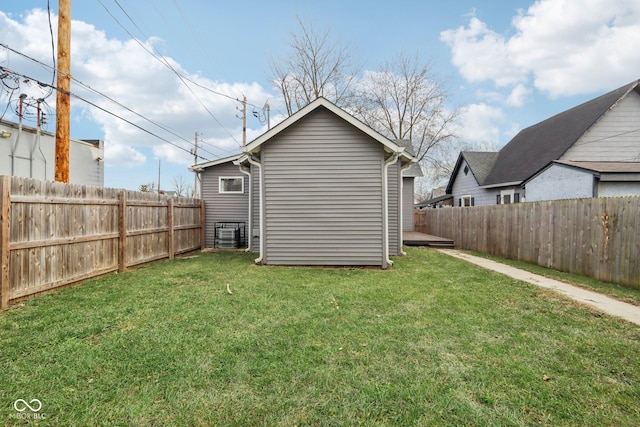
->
246 155 264 264
238 164 252 252
399 162 414 256
383 152 399 268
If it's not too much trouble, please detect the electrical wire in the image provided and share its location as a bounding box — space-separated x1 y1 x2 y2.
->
98 0 241 145
44 0 56 99
0 65 213 161
107 1 266 112
0 43 238 158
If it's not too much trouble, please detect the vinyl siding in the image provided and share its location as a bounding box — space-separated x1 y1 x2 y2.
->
402 177 414 231
201 161 249 248
261 108 385 266
249 163 261 252
451 159 498 206
598 181 640 197
387 163 400 256
562 92 640 161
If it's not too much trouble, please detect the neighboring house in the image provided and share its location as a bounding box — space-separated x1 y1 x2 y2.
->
415 194 453 209
446 79 640 205
0 119 104 186
192 97 419 268
447 151 499 206
525 160 640 201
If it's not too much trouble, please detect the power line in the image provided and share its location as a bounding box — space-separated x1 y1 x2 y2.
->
0 43 238 159
97 0 242 145
106 1 268 116
0 65 213 161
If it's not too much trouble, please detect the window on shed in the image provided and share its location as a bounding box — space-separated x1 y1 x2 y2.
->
219 177 244 194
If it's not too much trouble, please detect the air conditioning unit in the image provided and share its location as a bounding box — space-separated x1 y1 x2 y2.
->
215 227 240 248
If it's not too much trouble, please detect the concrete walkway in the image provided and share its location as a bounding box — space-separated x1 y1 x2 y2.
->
438 249 640 326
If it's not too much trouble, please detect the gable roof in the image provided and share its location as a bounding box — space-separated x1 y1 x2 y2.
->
446 151 499 193
483 79 640 186
190 153 241 172
241 97 415 163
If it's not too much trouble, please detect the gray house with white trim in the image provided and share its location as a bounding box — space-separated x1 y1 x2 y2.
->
193 97 419 268
446 79 640 204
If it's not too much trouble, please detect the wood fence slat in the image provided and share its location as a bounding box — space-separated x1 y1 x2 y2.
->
415 195 640 289
118 191 127 273
0 176 10 308
0 176 204 307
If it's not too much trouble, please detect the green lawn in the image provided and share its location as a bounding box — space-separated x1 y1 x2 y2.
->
1 248 639 426
465 250 640 305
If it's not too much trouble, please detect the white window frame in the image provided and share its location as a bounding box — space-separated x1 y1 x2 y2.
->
498 189 520 204
460 195 473 207
219 176 244 194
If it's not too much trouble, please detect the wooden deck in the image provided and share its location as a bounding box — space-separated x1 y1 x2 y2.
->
403 231 455 248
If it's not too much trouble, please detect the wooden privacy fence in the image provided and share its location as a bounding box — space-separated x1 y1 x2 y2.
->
0 176 204 308
415 196 640 289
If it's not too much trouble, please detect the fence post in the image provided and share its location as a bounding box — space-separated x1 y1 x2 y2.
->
0 176 10 308
200 200 205 250
118 191 127 272
168 198 174 259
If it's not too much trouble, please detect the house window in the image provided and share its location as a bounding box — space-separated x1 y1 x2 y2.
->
219 177 244 194
497 189 520 204
463 165 469 175
459 195 474 207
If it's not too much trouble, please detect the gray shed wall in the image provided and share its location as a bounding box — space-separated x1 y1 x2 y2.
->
261 108 386 266
403 177 414 231
201 161 249 248
387 163 400 256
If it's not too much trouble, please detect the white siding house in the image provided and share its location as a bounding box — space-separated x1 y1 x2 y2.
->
0 119 104 186
446 79 640 204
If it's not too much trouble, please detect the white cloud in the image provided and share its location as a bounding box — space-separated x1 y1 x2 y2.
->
456 103 505 147
0 9 275 169
441 0 640 98
104 143 146 167
506 83 532 107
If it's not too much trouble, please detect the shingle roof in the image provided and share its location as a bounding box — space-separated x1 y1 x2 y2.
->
463 151 499 185
483 79 640 186
445 151 499 193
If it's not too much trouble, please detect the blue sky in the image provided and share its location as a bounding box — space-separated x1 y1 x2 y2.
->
1 0 639 192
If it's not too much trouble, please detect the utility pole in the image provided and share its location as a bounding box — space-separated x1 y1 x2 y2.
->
55 0 71 183
242 96 247 146
192 132 200 197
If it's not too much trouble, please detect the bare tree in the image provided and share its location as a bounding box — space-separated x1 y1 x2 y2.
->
270 24 462 187
351 52 460 174
172 175 192 197
269 18 359 115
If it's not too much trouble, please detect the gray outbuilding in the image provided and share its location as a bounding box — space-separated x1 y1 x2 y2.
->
193 97 419 268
